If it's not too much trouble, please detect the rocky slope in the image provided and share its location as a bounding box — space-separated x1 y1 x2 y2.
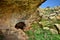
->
24 6 60 40
37 6 60 34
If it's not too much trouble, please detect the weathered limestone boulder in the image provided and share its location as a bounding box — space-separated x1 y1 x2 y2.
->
49 29 58 34
0 0 46 40
54 24 60 34
43 27 58 34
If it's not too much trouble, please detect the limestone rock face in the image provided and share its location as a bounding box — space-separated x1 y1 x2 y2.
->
0 0 46 40
0 0 45 29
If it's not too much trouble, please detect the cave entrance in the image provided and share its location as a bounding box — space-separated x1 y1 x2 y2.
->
15 22 26 30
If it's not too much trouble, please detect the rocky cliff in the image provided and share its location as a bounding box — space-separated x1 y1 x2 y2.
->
0 0 45 40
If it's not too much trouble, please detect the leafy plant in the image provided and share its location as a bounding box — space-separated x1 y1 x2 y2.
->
25 23 60 40
0 34 5 40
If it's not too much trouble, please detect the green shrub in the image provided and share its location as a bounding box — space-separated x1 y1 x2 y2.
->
0 34 4 40
25 23 60 40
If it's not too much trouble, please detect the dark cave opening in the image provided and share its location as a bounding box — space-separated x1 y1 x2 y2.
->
15 22 26 30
